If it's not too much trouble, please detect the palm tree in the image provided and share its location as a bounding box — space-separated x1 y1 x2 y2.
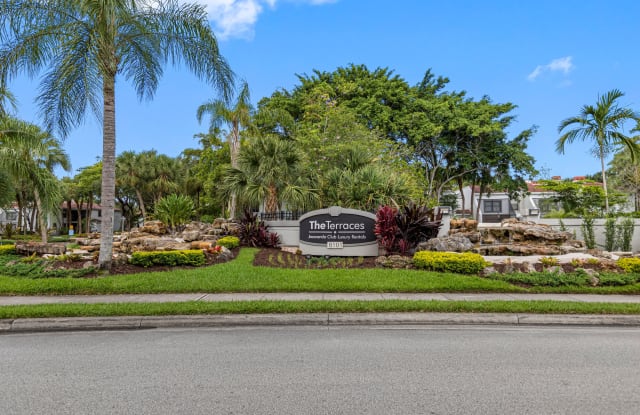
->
197 81 252 219
0 81 17 118
224 135 319 215
0 117 70 242
0 0 233 269
322 146 410 211
148 153 181 204
557 89 640 212
116 151 149 220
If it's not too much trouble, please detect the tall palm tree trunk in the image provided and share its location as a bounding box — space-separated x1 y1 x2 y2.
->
98 75 116 269
266 184 279 214
600 147 609 213
15 192 23 233
229 130 240 219
33 188 48 243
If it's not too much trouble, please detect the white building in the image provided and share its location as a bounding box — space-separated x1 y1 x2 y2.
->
451 176 627 223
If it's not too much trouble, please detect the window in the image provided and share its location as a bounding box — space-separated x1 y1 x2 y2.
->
5 211 17 221
535 198 559 214
483 200 502 213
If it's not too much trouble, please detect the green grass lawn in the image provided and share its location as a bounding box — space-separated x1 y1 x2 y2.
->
2 300 640 319
1 248 640 296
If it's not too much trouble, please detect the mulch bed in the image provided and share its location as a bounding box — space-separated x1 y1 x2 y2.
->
44 247 622 276
48 248 241 277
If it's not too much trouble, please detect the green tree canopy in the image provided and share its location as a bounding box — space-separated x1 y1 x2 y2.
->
0 0 233 269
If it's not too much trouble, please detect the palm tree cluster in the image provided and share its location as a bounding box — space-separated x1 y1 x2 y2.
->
3 2 640 273
556 89 640 213
0 117 70 242
0 0 233 269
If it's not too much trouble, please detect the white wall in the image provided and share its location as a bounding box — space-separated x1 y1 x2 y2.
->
265 220 300 246
536 218 640 252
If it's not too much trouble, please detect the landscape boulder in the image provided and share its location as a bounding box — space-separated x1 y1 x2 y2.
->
417 235 474 253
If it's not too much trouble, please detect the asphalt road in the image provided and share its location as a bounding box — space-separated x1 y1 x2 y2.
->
2 325 640 414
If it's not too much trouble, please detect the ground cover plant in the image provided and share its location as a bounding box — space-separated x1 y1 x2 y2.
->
2 248 640 296
0 252 96 279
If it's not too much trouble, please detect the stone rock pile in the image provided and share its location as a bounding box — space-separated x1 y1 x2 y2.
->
16 219 239 261
420 218 585 256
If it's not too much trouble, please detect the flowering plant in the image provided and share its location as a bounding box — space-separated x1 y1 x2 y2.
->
207 245 223 255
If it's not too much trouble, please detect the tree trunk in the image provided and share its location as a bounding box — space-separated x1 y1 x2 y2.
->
600 149 609 213
76 196 83 234
98 74 116 270
470 180 477 220
28 200 36 233
33 188 48 243
265 184 279 214
85 194 93 233
475 186 484 221
135 188 147 220
456 178 465 218
15 192 23 233
229 129 240 219
66 199 72 233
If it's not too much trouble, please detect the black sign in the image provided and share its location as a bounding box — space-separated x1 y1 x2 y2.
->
299 213 376 245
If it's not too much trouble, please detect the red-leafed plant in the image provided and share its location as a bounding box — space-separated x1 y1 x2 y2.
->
375 202 442 255
238 209 281 248
374 205 398 254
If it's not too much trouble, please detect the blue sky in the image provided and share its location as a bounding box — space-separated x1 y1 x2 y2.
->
7 0 640 180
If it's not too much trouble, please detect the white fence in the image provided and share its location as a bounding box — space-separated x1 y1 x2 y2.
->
269 217 640 253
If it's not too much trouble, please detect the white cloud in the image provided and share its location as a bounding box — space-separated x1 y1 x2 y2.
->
191 0 336 40
527 56 574 81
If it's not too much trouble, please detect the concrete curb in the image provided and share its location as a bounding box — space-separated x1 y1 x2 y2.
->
4 312 640 333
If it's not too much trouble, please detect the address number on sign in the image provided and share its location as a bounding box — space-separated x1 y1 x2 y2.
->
327 241 344 249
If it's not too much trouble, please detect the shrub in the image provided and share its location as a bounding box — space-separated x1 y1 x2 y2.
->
413 251 488 274
570 258 584 268
375 202 441 255
129 250 205 267
539 256 559 267
153 194 194 233
598 273 640 286
1 223 15 239
374 205 398 254
581 215 596 249
395 202 441 254
604 217 617 251
618 217 635 251
238 209 280 248
490 271 591 287
558 219 567 232
0 244 16 255
0 254 95 278
617 257 640 273
216 236 240 249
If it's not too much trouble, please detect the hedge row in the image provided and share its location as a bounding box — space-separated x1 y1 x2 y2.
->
216 236 240 249
413 251 489 274
617 257 640 273
129 250 205 267
0 244 16 255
